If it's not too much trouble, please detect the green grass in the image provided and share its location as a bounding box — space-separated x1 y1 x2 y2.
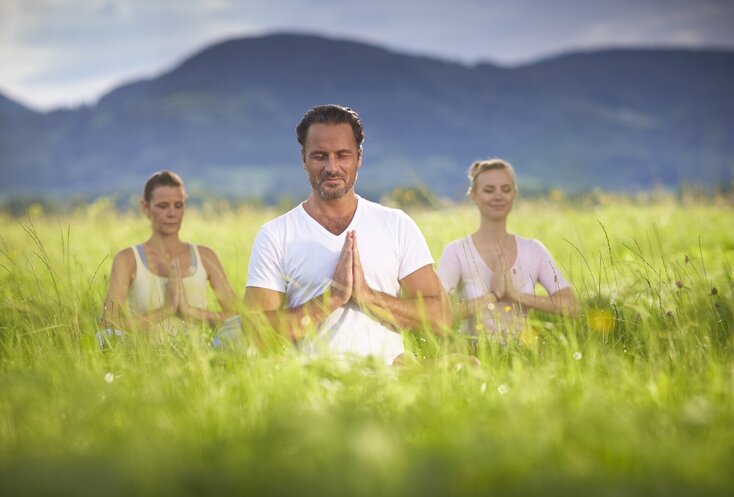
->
0 196 733 496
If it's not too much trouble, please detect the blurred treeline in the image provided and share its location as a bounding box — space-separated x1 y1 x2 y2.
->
2 182 733 218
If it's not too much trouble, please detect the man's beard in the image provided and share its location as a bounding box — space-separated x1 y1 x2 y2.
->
311 172 356 200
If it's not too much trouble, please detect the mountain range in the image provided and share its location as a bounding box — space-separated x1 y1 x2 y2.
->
1 33 733 201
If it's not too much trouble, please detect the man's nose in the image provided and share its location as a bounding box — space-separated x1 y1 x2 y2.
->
324 155 339 172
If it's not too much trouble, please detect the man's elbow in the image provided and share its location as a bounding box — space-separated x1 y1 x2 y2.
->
428 294 453 335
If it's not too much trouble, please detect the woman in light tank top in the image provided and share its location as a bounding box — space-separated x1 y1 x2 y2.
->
437 158 577 339
101 171 239 340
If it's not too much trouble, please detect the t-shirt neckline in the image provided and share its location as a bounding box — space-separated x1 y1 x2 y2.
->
298 195 363 240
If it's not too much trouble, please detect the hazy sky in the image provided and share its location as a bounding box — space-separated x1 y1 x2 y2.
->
2 0 733 111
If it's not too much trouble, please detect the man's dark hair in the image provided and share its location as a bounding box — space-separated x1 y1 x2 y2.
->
296 104 365 157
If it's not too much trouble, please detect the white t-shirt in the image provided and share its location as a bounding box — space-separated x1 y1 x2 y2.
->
437 235 570 333
246 195 434 364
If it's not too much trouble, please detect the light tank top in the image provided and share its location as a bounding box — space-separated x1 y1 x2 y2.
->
128 243 208 334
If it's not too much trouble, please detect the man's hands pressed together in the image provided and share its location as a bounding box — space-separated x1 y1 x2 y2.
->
327 230 450 333
330 231 376 309
329 231 355 307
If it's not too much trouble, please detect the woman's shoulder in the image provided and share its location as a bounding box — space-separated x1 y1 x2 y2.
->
515 235 554 258
113 246 136 264
191 244 216 257
110 246 137 278
447 235 473 247
191 244 223 267
439 235 473 260
515 234 542 248
442 235 471 251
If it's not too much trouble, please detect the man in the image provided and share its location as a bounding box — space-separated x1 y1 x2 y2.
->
244 104 451 364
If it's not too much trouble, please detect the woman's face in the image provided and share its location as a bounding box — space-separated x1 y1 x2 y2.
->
142 186 185 235
470 168 516 221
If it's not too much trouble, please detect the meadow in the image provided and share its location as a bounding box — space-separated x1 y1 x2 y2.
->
0 193 732 496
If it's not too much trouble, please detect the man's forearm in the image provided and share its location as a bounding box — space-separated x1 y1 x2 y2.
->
360 291 451 334
255 293 343 341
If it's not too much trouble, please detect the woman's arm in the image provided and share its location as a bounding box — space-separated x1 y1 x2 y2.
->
450 292 500 320
178 245 239 326
513 287 577 316
101 249 134 330
493 242 577 316
438 240 484 324
511 240 577 316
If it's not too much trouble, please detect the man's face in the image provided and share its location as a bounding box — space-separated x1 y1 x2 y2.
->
303 123 362 201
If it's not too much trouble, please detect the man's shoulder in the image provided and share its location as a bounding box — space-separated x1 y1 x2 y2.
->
259 203 304 232
358 196 410 221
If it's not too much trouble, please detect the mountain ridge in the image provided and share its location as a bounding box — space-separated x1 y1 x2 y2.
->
1 33 732 199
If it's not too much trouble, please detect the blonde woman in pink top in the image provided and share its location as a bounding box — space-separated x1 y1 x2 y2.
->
101 171 239 341
437 159 577 337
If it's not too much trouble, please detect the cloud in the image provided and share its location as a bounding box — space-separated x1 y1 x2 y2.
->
1 0 733 110
573 1 734 48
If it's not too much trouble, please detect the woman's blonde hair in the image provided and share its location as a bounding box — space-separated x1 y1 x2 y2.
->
467 158 517 195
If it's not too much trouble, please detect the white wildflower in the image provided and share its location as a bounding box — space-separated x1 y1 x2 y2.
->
497 384 509 395
104 372 115 383
573 351 582 361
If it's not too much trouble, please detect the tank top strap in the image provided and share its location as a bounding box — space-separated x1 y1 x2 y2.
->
130 244 144 272
132 243 195 276
187 244 209 282
130 243 162 283
132 244 146 269
188 243 199 273
128 244 166 315
182 244 208 309
131 243 160 279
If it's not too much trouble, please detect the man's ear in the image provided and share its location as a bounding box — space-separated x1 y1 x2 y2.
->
357 147 363 169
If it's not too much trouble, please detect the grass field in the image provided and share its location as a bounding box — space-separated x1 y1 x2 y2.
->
1 195 733 496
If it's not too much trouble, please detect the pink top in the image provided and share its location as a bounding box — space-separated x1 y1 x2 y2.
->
437 235 569 333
